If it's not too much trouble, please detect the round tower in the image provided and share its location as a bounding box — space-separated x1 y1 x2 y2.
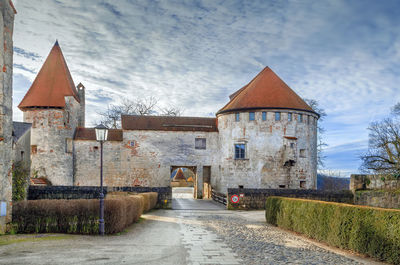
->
18 41 81 185
216 67 318 192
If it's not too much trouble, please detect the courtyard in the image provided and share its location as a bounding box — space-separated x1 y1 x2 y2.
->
0 190 383 265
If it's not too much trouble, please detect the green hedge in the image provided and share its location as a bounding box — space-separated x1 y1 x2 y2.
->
265 197 400 264
12 197 144 235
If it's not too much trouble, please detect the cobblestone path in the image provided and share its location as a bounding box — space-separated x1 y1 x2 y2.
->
0 197 384 265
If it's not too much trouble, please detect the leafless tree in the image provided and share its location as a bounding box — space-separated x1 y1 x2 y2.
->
160 106 184 116
98 96 183 128
305 98 327 168
361 117 400 178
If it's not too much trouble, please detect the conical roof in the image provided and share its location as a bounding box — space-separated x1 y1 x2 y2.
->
217 67 314 115
18 41 80 109
172 168 186 181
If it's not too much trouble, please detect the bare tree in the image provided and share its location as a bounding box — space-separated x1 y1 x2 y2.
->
160 106 184 116
134 96 158 116
98 96 183 128
305 98 327 168
361 117 400 178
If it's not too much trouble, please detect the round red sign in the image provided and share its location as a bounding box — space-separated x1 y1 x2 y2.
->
230 195 240 204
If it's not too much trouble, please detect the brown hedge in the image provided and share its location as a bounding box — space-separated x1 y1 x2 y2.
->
108 192 158 213
12 197 144 235
265 197 400 264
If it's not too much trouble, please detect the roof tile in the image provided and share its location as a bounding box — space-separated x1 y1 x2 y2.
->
18 41 80 109
217 67 315 115
74 128 123 141
122 115 218 132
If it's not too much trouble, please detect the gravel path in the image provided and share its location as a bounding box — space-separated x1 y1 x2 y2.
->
177 207 380 265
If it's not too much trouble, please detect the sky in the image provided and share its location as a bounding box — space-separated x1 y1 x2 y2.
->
12 0 400 176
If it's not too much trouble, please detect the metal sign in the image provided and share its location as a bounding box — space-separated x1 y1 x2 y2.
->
230 195 239 204
239 193 244 198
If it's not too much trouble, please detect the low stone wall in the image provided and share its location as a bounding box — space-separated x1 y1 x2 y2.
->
350 174 400 191
227 188 354 210
355 190 400 209
28 186 172 209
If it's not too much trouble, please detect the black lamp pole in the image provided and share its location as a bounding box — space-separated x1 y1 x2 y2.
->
95 124 108 236
99 139 105 236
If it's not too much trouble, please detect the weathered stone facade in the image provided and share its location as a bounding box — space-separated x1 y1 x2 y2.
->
0 0 15 233
23 96 81 185
74 130 220 198
217 110 318 191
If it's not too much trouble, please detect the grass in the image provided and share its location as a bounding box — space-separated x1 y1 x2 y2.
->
0 234 73 246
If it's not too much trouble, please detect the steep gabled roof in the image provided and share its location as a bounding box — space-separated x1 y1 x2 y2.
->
18 41 80 109
217 67 315 115
121 115 218 132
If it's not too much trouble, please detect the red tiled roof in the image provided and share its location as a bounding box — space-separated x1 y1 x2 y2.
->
74 128 123 141
217 67 315 115
173 168 186 181
121 115 218 132
18 41 80 109
30 178 49 186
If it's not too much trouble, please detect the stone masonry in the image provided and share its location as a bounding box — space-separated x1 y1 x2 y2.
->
0 0 15 234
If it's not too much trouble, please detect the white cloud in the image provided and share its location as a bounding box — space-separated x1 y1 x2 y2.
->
12 0 400 174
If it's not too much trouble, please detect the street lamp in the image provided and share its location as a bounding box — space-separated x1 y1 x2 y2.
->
95 124 108 236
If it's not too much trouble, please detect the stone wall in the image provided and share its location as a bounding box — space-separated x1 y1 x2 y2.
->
350 174 400 191
217 110 318 192
23 96 81 185
355 190 400 209
28 186 172 209
0 0 15 234
226 188 354 210
74 130 220 199
351 174 400 209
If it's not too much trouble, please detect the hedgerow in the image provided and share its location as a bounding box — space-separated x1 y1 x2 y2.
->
12 194 155 234
265 197 400 264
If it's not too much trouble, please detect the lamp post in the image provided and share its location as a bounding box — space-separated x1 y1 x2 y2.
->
95 124 108 236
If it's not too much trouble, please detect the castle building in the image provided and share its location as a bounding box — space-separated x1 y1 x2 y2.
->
19 42 318 198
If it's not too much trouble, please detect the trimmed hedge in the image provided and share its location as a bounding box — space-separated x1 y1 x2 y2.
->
12 197 144 235
265 197 400 264
107 192 158 213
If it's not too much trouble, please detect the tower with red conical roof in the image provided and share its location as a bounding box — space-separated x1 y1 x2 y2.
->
216 67 318 190
18 41 85 185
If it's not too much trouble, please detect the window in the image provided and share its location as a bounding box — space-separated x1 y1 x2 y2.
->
279 185 286 188
300 149 306 157
290 143 295 149
262 112 267 121
307 115 310 124
65 138 73 153
300 181 306 188
288 113 292 121
298 114 303 123
31 145 37 154
235 113 240 122
195 138 206 150
21 151 24 160
249 112 255 121
234 144 246 159
275 112 281 121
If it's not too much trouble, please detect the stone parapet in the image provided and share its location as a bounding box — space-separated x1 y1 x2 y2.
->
227 188 354 210
350 174 400 191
